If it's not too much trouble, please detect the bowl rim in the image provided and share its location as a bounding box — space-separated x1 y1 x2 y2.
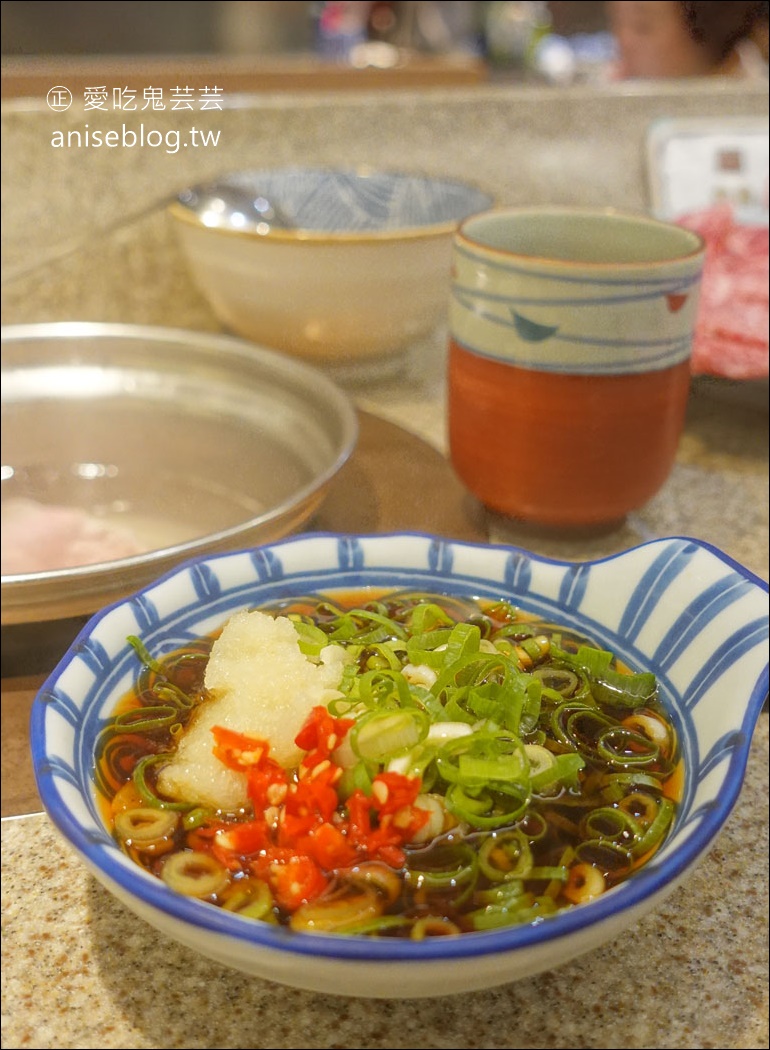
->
168 166 494 245
1 322 359 616
30 531 769 965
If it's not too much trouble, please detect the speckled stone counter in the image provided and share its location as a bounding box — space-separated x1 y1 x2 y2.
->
1 79 768 1050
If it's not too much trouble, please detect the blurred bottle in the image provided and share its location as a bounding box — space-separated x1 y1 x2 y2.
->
367 2 485 54
483 1 552 70
314 1 373 59
532 30 618 84
367 0 399 41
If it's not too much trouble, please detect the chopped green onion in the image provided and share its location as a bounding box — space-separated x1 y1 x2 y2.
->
469 894 558 930
445 783 529 828
111 704 181 734
478 830 533 881
581 805 642 844
161 851 228 897
114 807 179 844
290 619 331 657
532 667 579 697
222 879 274 920
351 708 429 763
599 771 664 801
133 753 197 811
410 916 461 938
596 725 660 767
127 635 163 673
631 797 675 857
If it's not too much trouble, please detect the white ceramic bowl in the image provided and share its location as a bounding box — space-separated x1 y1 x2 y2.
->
168 169 493 372
30 533 768 999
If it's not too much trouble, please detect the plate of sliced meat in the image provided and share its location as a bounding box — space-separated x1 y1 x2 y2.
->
645 116 768 389
676 204 768 383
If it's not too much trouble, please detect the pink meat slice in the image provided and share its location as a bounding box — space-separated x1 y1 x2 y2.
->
676 205 769 381
1 497 142 574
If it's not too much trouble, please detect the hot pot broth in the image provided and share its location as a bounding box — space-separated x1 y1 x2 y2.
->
95 590 682 937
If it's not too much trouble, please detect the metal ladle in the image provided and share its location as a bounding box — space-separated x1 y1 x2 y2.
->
2 178 292 285
174 179 293 233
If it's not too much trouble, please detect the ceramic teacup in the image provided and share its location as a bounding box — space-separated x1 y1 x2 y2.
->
448 206 706 529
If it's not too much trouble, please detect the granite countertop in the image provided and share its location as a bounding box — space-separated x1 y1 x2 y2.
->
1 80 768 1050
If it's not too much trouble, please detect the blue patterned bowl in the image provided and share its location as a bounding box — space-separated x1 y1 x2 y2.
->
173 169 494 237
30 533 768 998
168 169 493 369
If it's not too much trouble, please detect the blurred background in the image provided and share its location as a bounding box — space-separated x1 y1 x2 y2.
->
0 2 620 91
1 3 608 58
4 1 767 95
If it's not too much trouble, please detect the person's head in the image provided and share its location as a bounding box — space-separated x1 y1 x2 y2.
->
607 1 769 78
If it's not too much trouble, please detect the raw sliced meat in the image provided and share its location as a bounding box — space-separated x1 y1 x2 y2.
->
676 204 769 380
1 497 142 574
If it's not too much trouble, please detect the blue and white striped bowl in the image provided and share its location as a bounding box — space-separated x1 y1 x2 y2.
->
30 533 768 999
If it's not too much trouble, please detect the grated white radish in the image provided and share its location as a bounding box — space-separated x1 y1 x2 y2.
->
156 609 345 811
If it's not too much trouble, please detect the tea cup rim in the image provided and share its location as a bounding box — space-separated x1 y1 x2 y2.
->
455 205 706 270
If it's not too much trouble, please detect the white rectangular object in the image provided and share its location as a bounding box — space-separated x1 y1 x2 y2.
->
646 115 768 224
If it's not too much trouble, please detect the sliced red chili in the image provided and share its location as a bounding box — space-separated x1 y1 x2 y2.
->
267 854 328 911
211 726 271 769
300 820 357 869
202 719 428 911
295 705 355 770
213 819 270 860
211 725 288 810
370 771 424 815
